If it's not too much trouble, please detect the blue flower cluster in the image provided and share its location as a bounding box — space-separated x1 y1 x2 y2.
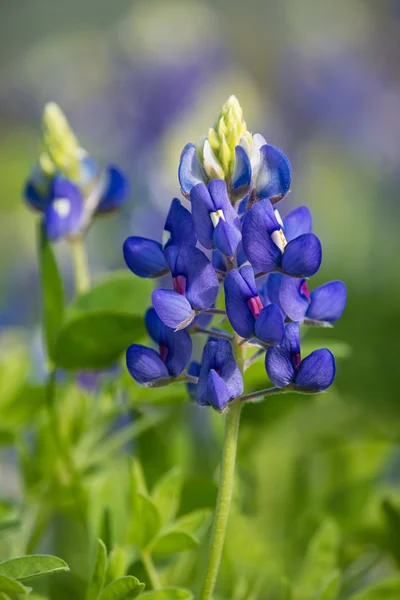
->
124 97 346 411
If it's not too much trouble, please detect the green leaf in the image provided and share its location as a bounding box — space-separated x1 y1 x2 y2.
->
140 589 194 600
382 499 400 567
105 547 128 586
98 576 145 600
0 554 69 582
133 495 162 550
316 570 340 600
0 574 29 594
349 577 400 599
38 224 65 360
170 510 212 538
152 468 183 524
54 311 145 369
151 531 199 556
87 539 107 600
294 520 340 600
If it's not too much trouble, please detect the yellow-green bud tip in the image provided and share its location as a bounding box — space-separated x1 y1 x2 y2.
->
41 102 81 181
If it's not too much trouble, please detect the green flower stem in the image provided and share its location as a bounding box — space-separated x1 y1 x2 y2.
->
69 236 90 295
141 551 161 590
199 335 244 600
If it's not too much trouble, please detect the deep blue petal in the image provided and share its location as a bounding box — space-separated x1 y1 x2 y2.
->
190 183 214 249
255 144 291 202
123 237 168 278
196 339 243 406
265 273 283 308
126 344 169 386
145 307 164 344
152 289 195 329
279 276 309 321
204 370 232 410
96 165 129 213
242 199 282 273
236 241 248 267
265 322 300 387
164 198 197 248
295 349 336 392
239 264 257 296
254 304 284 344
213 219 241 257
231 145 252 197
208 179 240 227
281 233 322 278
212 250 227 272
283 206 312 242
164 327 192 377
24 164 52 211
44 178 84 241
224 269 255 338
306 281 347 323
179 143 206 195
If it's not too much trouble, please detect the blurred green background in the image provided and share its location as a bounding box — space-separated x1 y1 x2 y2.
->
0 1 400 598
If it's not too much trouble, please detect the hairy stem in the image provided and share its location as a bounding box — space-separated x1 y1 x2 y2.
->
141 551 161 590
69 236 90 295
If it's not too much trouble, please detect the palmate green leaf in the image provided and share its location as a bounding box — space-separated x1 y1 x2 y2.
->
349 576 400 599
38 223 65 360
294 520 340 600
140 589 194 600
152 468 183 525
53 311 145 369
86 539 107 600
98 576 145 600
170 509 212 538
0 574 29 594
151 531 199 556
132 495 162 550
0 555 69 582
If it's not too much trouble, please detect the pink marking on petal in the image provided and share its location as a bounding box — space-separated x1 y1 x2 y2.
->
159 345 169 363
300 281 311 302
247 295 263 318
173 275 187 296
293 352 301 371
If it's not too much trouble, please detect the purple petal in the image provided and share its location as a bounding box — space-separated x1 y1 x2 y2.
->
306 281 347 323
123 237 168 278
164 198 197 248
126 344 169 386
283 206 312 242
255 144 291 202
239 264 258 296
242 199 281 273
163 328 192 377
254 304 284 344
212 250 227 272
231 145 252 198
265 322 300 387
204 370 232 410
265 273 283 308
178 143 206 195
281 233 322 278
190 183 214 249
44 178 84 241
152 289 195 330
196 339 243 406
96 165 129 213
213 219 241 257
295 349 336 392
224 269 255 338
145 308 164 344
208 179 239 227
279 276 310 321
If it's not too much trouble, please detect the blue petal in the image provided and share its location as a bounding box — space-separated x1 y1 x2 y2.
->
265 273 283 308
255 144 291 203
145 307 164 344
178 143 206 195
164 198 197 248
126 344 169 386
44 178 84 241
24 164 52 211
163 328 192 377
165 244 219 310
306 281 347 323
152 289 195 330
231 145 252 198
295 349 336 392
283 206 312 242
96 165 129 213
213 219 241 257
242 199 281 273
239 264 257 296
123 237 168 278
254 304 284 344
212 250 227 272
281 233 322 278
196 339 243 406
79 155 98 187
265 322 300 387
208 179 239 227
190 183 214 249
204 370 232 410
236 241 248 267
279 276 309 321
224 269 255 338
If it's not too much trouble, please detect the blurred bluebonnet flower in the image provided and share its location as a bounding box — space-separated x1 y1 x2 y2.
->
242 199 322 277
196 339 243 411
224 266 284 343
126 308 192 386
266 322 335 393
262 274 347 325
123 198 196 278
24 103 128 241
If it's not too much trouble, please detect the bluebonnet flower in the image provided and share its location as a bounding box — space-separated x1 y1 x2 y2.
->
262 274 347 325
123 198 196 278
224 266 284 343
242 199 322 277
265 322 335 393
126 308 192 386
196 339 243 411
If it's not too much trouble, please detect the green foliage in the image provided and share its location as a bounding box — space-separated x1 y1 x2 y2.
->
0 555 69 581
98 576 144 600
0 574 29 595
140 590 193 600
349 577 400 599
152 468 183 525
86 539 107 600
